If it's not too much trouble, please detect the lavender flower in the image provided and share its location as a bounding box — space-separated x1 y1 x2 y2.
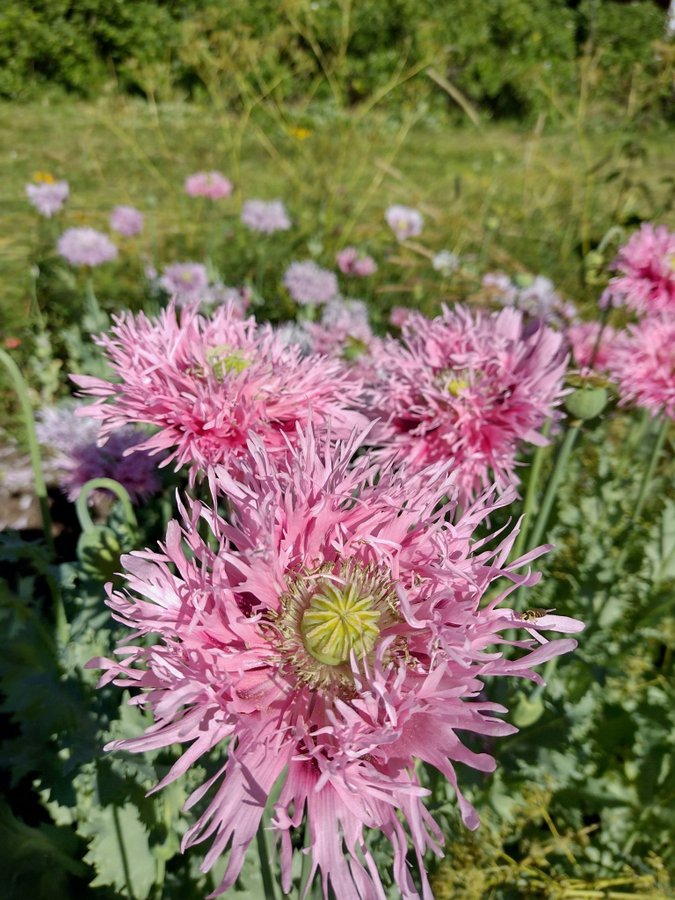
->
283 260 339 306
241 199 291 233
26 180 69 218
159 263 209 304
56 228 118 267
110 205 144 237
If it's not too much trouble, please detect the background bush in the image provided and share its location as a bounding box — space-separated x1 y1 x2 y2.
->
0 0 672 119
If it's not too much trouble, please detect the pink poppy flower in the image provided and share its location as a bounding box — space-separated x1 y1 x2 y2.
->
607 317 675 419
367 305 568 503
90 426 582 899
566 321 618 372
72 303 366 477
601 223 675 316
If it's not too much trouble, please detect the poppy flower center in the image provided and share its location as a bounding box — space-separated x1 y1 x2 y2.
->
301 581 381 665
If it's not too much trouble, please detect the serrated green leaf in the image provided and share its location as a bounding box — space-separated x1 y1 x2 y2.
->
82 803 156 899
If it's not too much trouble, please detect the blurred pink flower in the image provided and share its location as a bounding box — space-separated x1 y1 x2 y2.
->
57 228 118 267
241 199 291 233
26 180 69 217
601 223 675 316
607 317 675 419
389 306 412 328
110 205 144 237
385 204 424 241
336 247 378 277
566 321 618 372
159 262 209 304
283 260 338 306
91 425 582 899
185 170 233 200
367 305 568 503
72 303 366 476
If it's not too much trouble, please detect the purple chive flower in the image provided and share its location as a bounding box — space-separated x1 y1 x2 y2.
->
336 247 378 277
110 205 144 237
241 199 291 233
159 263 209 305
25 180 69 218
36 403 161 503
385 204 424 241
283 260 339 306
56 228 118 267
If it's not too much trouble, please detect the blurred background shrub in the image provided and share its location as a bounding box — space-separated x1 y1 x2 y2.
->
1 0 672 119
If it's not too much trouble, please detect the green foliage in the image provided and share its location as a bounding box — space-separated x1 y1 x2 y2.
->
0 0 671 119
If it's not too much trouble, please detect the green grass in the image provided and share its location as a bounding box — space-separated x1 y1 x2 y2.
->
1 97 674 337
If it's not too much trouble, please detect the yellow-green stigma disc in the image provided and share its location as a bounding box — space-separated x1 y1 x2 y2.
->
300 581 381 666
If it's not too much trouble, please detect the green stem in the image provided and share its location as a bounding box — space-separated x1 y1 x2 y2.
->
527 422 582 553
511 419 552 562
256 819 277 900
112 805 135 900
75 478 137 533
0 348 55 555
632 415 669 524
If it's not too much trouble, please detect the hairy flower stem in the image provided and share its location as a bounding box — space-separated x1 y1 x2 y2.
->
75 478 137 533
511 419 552 562
0 349 67 640
616 415 669 572
0 348 55 554
256 818 278 900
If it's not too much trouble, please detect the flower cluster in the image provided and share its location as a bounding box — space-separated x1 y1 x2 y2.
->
26 179 69 217
91 426 582 899
110 204 144 237
283 260 339 306
241 198 291 233
336 246 378 277
184 170 233 200
57 227 118 267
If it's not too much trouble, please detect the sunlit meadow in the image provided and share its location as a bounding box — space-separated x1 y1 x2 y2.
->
1 15 674 899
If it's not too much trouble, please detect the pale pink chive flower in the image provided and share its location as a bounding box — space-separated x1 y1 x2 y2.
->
385 204 424 241
336 247 378 277
601 223 675 315
607 317 675 419
367 305 568 504
184 171 233 200
26 180 69 217
36 404 160 502
241 199 291 233
72 303 366 476
283 260 339 306
159 262 209 305
56 228 118 267
110 205 144 237
89 425 582 899
566 321 618 372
